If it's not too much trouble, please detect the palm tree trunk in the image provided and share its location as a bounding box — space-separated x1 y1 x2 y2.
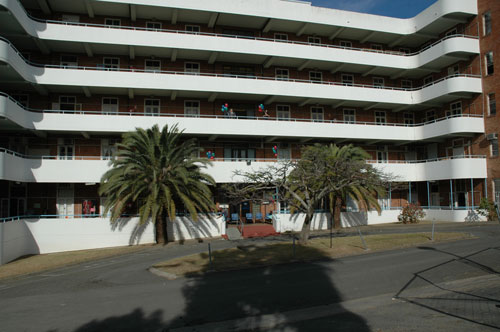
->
334 196 342 229
155 214 168 244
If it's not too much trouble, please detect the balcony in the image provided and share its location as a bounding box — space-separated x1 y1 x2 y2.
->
0 93 485 140
0 148 487 183
0 38 483 108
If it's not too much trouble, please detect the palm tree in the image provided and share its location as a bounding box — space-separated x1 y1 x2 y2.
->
324 144 386 229
99 124 215 244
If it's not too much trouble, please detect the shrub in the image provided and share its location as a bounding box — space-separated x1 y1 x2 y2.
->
398 203 426 224
476 198 498 221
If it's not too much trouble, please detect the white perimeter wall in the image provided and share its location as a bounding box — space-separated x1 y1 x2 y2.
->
273 209 486 232
0 215 226 265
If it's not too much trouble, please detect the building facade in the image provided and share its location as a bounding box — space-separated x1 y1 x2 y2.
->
0 0 497 236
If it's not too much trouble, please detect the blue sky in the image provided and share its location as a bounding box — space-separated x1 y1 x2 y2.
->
309 0 438 18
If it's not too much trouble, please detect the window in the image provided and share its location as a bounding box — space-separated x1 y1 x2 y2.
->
341 74 354 86
60 55 77 67
375 111 386 124
373 77 384 88
484 11 492 36
102 98 119 114
485 52 494 75
274 33 288 41
371 44 383 51
401 80 412 89
101 138 119 160
144 99 160 116
445 28 457 37
62 15 79 23
103 57 119 70
423 75 433 86
309 71 322 83
105 18 120 26
276 68 289 80
340 40 352 48
146 22 162 30
447 101 462 116
343 109 355 123
488 93 496 115
185 62 200 74
311 107 324 122
308 36 321 44
59 96 77 111
223 65 254 77
57 139 74 160
12 94 29 107
184 100 200 117
426 110 436 122
277 143 291 160
276 105 290 120
376 146 388 163
399 48 410 55
145 59 161 72
448 64 459 76
186 25 200 33
403 112 414 125
491 138 499 157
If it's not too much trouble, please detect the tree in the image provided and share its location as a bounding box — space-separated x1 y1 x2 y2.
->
225 144 388 243
99 124 215 244
322 144 387 229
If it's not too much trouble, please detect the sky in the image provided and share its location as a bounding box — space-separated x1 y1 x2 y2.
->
309 0 439 18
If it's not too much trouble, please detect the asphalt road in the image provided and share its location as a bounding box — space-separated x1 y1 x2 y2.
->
0 223 499 332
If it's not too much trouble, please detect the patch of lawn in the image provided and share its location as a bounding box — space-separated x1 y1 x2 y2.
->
0 245 150 280
154 232 472 277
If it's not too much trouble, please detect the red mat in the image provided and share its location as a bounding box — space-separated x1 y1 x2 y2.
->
238 224 279 238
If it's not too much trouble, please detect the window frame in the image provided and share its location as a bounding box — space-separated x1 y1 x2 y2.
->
104 18 121 26
340 40 352 48
102 97 119 114
373 77 384 88
275 68 289 80
310 106 324 122
276 105 291 121
184 62 200 74
483 11 492 36
185 25 201 33
485 51 494 76
488 93 496 116
184 100 200 117
309 71 323 83
103 57 120 70
374 111 386 124
341 74 354 86
144 98 160 116
146 21 162 30
401 79 412 89
308 36 321 44
343 108 356 123
491 138 499 157
274 33 288 41
145 59 161 72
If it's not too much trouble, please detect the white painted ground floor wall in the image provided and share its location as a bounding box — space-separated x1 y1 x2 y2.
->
273 209 487 233
0 215 226 265
0 210 486 265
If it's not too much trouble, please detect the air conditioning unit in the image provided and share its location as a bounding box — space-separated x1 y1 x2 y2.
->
486 133 498 141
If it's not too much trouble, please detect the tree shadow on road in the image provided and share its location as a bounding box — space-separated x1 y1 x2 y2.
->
394 246 500 330
45 308 164 332
165 245 370 331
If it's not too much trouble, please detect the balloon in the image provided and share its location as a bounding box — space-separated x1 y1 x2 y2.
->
274 154 278 157
225 103 228 107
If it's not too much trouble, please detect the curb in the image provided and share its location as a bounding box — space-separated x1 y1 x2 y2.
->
148 267 178 280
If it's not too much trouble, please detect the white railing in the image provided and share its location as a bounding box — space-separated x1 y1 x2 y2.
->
26 16 478 57
0 36 482 93
0 147 485 163
0 91 484 126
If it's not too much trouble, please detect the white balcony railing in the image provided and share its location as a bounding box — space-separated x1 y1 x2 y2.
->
0 148 487 183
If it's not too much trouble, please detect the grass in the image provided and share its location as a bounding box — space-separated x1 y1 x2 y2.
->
0 245 150 280
154 232 472 277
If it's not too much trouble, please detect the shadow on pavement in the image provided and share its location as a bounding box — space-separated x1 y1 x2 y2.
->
395 246 500 330
163 245 370 331
45 308 164 332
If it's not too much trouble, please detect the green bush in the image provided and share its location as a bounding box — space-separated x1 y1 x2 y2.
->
476 198 498 221
398 203 426 224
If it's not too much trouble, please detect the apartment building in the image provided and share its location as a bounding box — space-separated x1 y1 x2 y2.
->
0 0 497 232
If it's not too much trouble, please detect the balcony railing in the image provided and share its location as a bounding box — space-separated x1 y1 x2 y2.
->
0 36 481 93
23 13 479 57
0 147 486 163
0 91 484 127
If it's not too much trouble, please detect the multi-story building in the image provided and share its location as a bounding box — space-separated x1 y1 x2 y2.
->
0 0 497 251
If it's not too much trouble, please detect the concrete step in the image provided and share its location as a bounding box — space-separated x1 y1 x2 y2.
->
226 227 242 240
